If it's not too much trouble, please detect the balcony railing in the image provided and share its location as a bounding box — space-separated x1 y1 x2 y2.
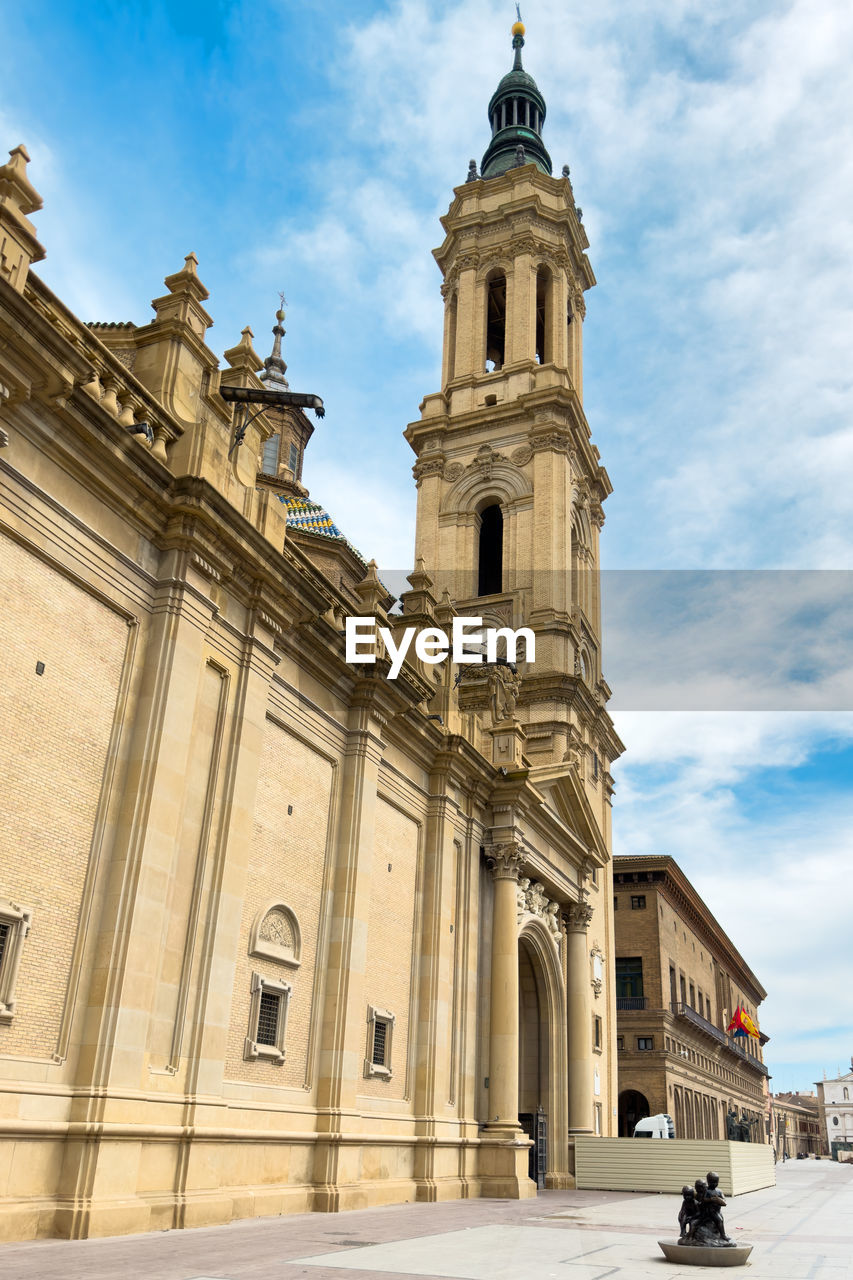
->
671 1002 769 1076
616 996 648 1011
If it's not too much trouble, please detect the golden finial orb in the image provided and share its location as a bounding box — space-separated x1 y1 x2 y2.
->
512 19 525 36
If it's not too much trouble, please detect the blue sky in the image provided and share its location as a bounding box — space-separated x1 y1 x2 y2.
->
4 0 853 1093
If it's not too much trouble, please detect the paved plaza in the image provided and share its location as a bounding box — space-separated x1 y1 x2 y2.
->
1 1158 850 1280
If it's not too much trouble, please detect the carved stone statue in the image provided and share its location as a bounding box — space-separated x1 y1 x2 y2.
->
489 665 520 724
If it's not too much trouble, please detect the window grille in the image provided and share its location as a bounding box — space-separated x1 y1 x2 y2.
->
364 1005 395 1079
289 441 299 472
0 922 8 972
630 894 646 909
244 971 291 1063
256 989 280 1046
372 1019 388 1066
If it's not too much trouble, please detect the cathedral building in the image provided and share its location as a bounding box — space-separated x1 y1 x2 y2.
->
0 21 622 1240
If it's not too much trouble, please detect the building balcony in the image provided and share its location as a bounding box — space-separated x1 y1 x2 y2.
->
671 1002 769 1076
616 996 648 1011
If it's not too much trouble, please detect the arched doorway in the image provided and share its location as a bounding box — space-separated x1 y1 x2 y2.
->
618 1089 651 1137
516 922 567 1187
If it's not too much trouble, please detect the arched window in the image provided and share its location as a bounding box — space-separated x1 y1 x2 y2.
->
478 504 503 597
535 265 552 364
844 1088 849 1100
485 271 506 371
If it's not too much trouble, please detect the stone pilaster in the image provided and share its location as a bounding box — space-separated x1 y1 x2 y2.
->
565 898 594 1134
312 688 386 1211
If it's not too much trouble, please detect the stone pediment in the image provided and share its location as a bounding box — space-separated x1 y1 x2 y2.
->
531 763 609 865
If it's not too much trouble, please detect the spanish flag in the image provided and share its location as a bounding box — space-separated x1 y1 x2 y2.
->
727 1005 760 1039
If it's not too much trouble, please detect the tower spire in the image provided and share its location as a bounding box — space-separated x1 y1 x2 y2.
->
480 12 552 180
260 293 289 389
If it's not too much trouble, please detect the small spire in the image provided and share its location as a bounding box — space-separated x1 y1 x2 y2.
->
512 5 525 68
260 294 289 389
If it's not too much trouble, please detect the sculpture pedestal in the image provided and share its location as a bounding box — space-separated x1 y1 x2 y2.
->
659 1241 753 1267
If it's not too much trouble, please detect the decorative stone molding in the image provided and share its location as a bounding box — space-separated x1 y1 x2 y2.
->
531 431 571 454
0 898 32 1022
510 444 533 466
191 553 222 583
563 899 594 932
249 902 301 968
412 457 445 483
516 880 564 943
443 461 464 482
487 842 524 881
590 943 604 998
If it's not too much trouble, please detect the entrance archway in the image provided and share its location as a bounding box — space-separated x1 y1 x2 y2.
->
516 921 567 1187
618 1088 650 1137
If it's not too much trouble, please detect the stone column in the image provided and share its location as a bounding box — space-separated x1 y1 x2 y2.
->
486 842 524 1133
565 898 594 1134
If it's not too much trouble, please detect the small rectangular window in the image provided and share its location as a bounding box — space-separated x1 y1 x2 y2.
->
244 972 291 1063
289 441 299 472
261 433 280 476
613 896 618 910
593 1015 602 1050
364 1005 395 1079
630 895 646 910
637 1036 654 1051
616 1035 624 1050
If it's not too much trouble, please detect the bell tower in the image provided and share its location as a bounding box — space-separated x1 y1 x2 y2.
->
406 17 616 773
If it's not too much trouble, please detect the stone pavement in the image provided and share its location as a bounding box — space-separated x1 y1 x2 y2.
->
1 1158 851 1280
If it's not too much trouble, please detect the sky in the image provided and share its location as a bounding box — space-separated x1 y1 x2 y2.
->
3 0 852 1094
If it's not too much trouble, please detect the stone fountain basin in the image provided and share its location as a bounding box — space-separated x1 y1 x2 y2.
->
659 1241 753 1266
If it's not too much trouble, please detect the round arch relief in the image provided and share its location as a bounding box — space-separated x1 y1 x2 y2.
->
440 446 532 515
250 902 301 968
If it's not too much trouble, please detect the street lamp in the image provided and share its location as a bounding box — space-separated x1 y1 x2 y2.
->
219 383 325 457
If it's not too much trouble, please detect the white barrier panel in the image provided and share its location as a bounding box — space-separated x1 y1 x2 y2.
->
574 1138 776 1196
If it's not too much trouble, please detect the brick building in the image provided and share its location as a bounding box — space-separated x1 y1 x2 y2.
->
613 855 769 1142
770 1092 825 1158
0 20 625 1241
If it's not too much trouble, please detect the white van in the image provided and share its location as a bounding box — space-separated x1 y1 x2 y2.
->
633 1113 675 1139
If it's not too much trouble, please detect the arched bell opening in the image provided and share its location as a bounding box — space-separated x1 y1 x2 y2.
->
477 502 503 597
535 265 553 365
485 271 507 372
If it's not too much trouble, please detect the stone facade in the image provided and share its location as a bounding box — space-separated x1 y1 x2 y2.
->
770 1092 825 1159
816 1062 853 1160
0 32 622 1241
613 856 769 1142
